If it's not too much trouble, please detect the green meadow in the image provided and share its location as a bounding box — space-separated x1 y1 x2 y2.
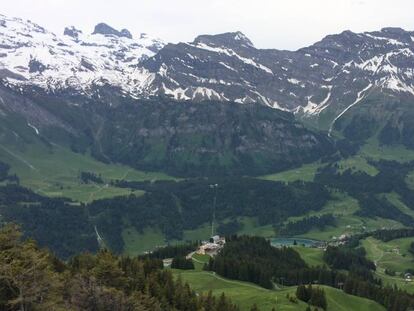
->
170 253 385 311
0 142 173 202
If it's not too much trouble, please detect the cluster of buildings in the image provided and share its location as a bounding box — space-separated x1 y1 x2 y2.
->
329 234 350 247
196 235 226 256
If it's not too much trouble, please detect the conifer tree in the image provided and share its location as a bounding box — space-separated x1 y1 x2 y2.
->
0 224 63 310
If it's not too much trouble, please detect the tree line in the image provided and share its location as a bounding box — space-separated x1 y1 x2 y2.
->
90 178 330 254
0 224 240 311
139 242 199 260
296 285 327 310
1 176 329 258
0 184 98 259
207 235 414 311
0 161 19 184
206 235 308 289
314 160 414 226
79 171 104 184
171 256 195 270
371 228 414 242
278 214 336 236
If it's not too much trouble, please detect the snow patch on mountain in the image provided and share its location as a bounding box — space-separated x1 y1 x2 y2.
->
329 83 373 136
381 76 414 95
1 13 414 122
364 33 406 46
0 14 164 94
190 42 273 74
27 123 39 135
303 86 332 115
288 78 301 85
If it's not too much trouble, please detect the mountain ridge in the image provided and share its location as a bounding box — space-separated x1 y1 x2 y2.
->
1 13 413 120
0 13 165 95
1 13 414 145
0 82 335 177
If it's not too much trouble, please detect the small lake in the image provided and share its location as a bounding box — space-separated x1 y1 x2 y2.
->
270 237 322 248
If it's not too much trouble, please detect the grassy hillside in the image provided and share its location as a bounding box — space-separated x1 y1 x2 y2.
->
384 193 414 219
260 162 321 183
0 141 174 202
2 116 414 263
362 236 414 293
363 237 414 272
336 156 378 176
294 246 325 267
171 254 385 311
175 270 306 311
119 148 412 254
122 224 213 256
118 189 408 255
407 171 414 190
260 138 414 184
283 191 404 241
359 139 414 163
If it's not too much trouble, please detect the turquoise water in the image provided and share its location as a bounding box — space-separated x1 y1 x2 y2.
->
270 237 321 247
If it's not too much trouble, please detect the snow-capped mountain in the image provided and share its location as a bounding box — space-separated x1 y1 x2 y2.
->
142 28 414 115
1 13 414 128
0 14 164 94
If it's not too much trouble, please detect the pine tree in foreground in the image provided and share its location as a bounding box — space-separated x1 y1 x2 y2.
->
0 224 240 311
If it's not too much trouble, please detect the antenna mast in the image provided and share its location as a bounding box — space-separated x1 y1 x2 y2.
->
210 184 218 237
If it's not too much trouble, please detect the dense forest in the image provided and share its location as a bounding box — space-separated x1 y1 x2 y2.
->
323 246 378 283
91 178 330 253
315 160 414 225
323 246 375 272
171 256 195 270
0 176 329 258
0 161 11 182
0 224 240 311
0 161 18 184
79 171 104 184
371 228 414 242
296 285 327 310
207 235 414 311
0 184 98 258
139 242 199 260
1 151 414 261
278 214 336 236
206 236 307 289
217 220 243 236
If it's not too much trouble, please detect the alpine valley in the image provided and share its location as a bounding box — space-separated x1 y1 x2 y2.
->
1 12 414 311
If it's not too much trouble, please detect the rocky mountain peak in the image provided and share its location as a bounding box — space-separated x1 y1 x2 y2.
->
375 27 413 44
0 13 165 95
92 23 133 39
193 31 254 49
120 28 133 39
308 30 361 48
64 26 82 39
1 11 413 131
381 27 409 35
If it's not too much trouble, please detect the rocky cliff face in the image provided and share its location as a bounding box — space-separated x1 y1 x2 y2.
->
0 84 334 176
1 13 414 172
1 13 413 129
91 100 334 176
141 28 414 132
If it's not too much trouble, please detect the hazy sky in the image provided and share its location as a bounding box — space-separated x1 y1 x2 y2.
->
2 0 414 50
